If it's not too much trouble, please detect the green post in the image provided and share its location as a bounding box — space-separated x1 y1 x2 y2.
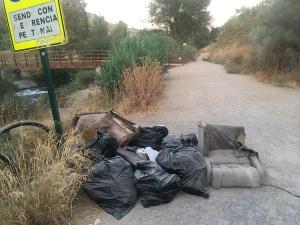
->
39 48 63 141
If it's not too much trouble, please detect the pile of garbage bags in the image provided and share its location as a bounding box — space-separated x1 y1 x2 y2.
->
73 111 209 220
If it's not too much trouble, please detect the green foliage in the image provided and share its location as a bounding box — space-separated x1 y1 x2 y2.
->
61 0 89 50
149 0 211 47
0 80 15 99
87 16 111 50
250 0 300 69
98 36 141 94
216 6 263 46
68 70 96 91
29 70 45 86
51 70 73 87
0 5 11 51
208 0 300 80
209 27 220 43
111 21 128 46
225 63 244 74
99 33 188 93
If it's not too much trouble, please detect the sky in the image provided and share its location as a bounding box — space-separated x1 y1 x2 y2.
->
86 0 262 29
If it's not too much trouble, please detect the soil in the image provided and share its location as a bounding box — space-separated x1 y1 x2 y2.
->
71 57 300 225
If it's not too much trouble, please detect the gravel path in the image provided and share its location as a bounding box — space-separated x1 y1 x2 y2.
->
72 58 300 225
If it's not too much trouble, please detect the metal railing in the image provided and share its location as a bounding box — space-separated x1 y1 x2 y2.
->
0 50 110 69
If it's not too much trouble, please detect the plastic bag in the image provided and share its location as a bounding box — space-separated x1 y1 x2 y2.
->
117 147 148 167
82 156 137 220
85 130 119 161
157 135 209 198
162 134 198 148
129 126 169 149
137 147 159 162
134 161 181 208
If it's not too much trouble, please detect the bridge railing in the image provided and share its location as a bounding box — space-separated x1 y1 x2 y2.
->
0 50 110 69
0 50 189 69
48 50 110 62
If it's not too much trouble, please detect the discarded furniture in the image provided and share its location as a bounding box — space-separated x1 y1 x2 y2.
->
72 110 138 146
198 122 264 189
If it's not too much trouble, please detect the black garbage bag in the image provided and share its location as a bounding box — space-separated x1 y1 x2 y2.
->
85 130 119 161
162 134 198 148
82 156 137 220
157 135 209 198
129 126 169 149
117 147 148 167
134 161 181 208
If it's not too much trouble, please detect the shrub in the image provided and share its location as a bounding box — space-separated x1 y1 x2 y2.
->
0 129 89 225
207 0 300 87
99 32 193 94
225 63 244 74
207 41 253 74
181 44 198 61
99 36 140 95
119 60 163 112
29 70 45 86
69 70 96 92
0 79 16 99
51 70 73 88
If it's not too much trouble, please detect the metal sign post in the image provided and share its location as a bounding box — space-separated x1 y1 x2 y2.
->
3 0 68 140
39 48 63 140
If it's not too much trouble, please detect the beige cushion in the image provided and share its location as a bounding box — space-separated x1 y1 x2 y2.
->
206 150 263 189
208 149 251 165
212 165 261 189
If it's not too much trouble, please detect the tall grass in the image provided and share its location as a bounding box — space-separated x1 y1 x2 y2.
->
119 60 163 112
0 129 89 225
0 93 32 127
207 41 253 74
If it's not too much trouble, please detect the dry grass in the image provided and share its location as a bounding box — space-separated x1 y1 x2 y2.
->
207 42 253 74
86 91 117 112
0 94 31 127
255 70 300 88
118 60 163 113
207 42 300 89
0 128 89 225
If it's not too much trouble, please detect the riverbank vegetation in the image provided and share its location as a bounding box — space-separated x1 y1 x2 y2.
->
206 0 300 87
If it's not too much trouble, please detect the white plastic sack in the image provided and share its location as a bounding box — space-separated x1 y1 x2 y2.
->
137 147 159 162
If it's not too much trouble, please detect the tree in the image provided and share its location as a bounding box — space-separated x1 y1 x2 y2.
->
149 0 211 47
61 0 89 50
111 21 128 46
0 3 11 51
250 0 300 69
87 16 111 50
209 27 220 43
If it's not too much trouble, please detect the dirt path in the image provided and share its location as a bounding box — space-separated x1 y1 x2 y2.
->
72 58 300 225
